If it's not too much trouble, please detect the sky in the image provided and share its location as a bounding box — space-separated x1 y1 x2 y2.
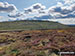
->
0 0 75 25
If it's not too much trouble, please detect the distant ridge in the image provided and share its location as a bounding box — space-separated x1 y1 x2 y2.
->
0 20 71 30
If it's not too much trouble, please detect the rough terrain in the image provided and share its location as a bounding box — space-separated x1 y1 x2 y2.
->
0 28 75 56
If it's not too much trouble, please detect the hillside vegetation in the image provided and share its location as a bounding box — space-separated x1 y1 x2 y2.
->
0 29 75 56
0 20 69 30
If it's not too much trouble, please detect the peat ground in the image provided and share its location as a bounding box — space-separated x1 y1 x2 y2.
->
0 28 75 56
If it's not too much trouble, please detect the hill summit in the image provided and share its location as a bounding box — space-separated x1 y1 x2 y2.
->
0 20 69 30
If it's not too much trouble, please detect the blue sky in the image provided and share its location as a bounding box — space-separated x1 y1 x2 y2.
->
0 0 59 10
0 0 75 25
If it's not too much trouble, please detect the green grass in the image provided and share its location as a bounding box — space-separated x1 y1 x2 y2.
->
0 20 70 30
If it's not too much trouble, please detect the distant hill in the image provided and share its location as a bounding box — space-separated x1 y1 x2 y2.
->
68 25 75 27
0 20 71 30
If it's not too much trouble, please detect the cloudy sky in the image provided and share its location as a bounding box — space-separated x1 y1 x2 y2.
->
0 0 75 25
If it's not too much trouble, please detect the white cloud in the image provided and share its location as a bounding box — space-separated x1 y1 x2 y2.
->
63 0 75 5
32 3 46 10
0 16 3 19
24 3 46 14
23 1 75 25
0 16 9 22
48 0 75 19
0 2 17 13
50 18 75 25
8 12 25 18
57 2 63 7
